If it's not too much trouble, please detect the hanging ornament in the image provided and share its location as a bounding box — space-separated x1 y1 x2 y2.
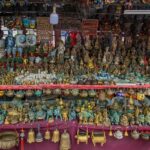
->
27 129 35 144
60 130 71 150
50 4 59 25
36 124 43 143
44 129 51 140
109 127 113 137
124 129 128 137
20 129 25 150
52 129 60 143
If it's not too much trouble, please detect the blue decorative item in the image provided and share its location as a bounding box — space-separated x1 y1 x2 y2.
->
30 18 36 29
26 30 36 46
12 47 17 57
16 30 26 47
5 30 15 55
50 4 59 25
36 124 43 143
54 106 62 120
18 47 23 57
22 17 30 28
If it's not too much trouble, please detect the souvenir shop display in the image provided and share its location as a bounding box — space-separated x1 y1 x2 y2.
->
0 1 149 149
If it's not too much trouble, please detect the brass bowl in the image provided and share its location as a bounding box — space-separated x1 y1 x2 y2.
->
5 90 14 97
25 90 34 97
0 131 19 150
0 90 4 97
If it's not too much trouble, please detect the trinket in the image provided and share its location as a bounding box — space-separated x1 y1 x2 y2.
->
60 130 71 150
52 129 60 143
27 129 35 144
91 131 106 147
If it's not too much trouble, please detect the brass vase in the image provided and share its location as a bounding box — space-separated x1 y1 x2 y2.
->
60 130 71 150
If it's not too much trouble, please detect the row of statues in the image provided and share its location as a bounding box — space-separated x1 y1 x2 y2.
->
0 89 150 126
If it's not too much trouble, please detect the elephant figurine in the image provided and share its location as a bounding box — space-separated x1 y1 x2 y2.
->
110 110 120 125
54 106 62 120
28 110 35 122
46 106 54 121
5 30 15 55
69 109 76 121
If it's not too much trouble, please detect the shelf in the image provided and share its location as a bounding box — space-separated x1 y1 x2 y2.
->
0 120 150 131
0 84 149 90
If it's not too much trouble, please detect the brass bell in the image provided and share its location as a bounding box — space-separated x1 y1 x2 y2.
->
60 130 71 150
44 129 51 140
27 129 35 144
52 129 60 143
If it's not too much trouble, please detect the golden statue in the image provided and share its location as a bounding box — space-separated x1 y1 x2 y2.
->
27 129 35 144
52 129 60 143
44 129 51 140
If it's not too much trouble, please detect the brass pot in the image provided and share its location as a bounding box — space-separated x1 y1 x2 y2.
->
131 130 140 140
0 90 4 97
45 89 52 96
63 89 70 96
25 90 34 97
80 90 88 98
5 90 14 97
0 131 19 150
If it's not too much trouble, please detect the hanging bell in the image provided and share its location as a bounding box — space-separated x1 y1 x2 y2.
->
36 125 43 143
124 130 128 137
60 130 71 150
109 128 113 137
44 129 51 140
27 129 35 144
52 129 60 143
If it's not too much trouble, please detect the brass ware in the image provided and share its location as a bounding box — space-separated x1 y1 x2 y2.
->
25 90 34 97
52 129 60 143
91 131 106 147
131 130 140 140
75 129 89 144
44 130 51 140
60 130 71 150
0 90 4 97
5 90 14 97
137 92 145 101
0 131 19 150
27 129 35 144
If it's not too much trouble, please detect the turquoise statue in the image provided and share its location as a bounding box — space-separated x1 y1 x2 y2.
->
5 30 15 56
54 106 62 120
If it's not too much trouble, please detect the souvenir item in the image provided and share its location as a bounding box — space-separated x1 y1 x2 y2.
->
75 129 89 144
60 130 71 150
5 30 15 56
5 90 14 97
3 0 15 7
26 30 36 46
52 129 60 143
44 129 51 140
114 130 123 140
141 133 150 140
15 30 26 47
27 129 35 144
36 125 43 143
0 90 4 97
25 90 34 97
22 17 30 28
131 130 140 140
30 18 36 29
0 131 19 150
91 131 106 147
